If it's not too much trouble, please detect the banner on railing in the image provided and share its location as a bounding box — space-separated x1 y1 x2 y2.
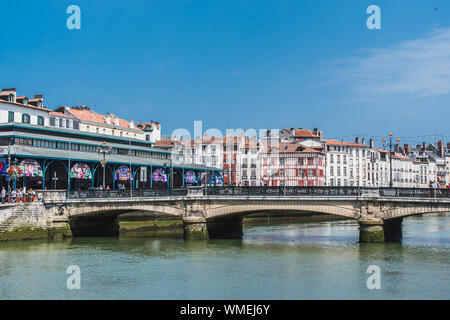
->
210 172 223 185
184 170 196 184
71 162 92 179
20 159 43 177
152 168 167 182
0 158 8 176
115 165 131 181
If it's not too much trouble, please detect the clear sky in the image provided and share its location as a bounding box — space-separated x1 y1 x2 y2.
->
1 0 449 146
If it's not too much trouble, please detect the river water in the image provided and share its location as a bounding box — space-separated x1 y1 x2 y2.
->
0 214 449 300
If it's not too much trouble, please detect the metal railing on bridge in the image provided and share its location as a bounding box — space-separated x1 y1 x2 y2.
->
204 186 450 198
68 188 188 199
62 186 450 200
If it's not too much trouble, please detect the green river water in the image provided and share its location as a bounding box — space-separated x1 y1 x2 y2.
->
0 213 449 299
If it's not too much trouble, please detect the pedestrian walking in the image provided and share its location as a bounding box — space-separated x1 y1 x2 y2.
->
1 187 6 204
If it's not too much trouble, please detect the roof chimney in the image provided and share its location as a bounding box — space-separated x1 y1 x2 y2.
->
404 144 411 155
362 138 366 145
114 115 120 126
438 140 444 158
28 94 43 108
129 119 134 129
313 128 318 136
369 139 374 149
422 142 426 150
394 144 400 153
105 113 112 125
355 137 360 144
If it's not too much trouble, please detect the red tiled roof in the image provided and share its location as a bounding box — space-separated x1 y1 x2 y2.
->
391 153 410 160
68 108 134 130
293 129 318 138
324 140 367 148
261 142 323 154
154 140 175 147
0 99 51 112
49 111 75 118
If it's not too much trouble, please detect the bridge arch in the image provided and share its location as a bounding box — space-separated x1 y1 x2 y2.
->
380 205 450 220
64 201 185 219
204 201 359 220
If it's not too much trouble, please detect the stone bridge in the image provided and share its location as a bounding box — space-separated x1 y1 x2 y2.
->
40 186 450 242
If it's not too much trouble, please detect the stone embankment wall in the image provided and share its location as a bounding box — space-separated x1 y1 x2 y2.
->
0 203 71 241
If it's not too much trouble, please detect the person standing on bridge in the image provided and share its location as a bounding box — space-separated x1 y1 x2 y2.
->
1 187 5 204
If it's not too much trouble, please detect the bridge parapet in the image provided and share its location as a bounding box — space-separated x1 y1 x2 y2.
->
36 190 67 202
186 186 205 197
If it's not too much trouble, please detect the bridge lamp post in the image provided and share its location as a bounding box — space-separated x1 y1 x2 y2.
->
382 133 400 188
97 142 112 190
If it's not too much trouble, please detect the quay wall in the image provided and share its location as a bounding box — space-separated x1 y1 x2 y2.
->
0 203 71 242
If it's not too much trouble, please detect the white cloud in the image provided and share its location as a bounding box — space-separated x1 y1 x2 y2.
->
328 28 450 100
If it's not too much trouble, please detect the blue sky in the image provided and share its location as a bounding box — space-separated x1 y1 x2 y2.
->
1 0 449 145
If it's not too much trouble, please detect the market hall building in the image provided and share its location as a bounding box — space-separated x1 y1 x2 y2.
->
0 88 221 191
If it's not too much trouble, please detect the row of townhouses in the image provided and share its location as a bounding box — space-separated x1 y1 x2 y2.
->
1 86 448 190
157 128 450 188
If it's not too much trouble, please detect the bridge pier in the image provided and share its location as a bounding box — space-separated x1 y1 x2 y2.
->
183 217 209 240
183 216 243 240
359 217 403 243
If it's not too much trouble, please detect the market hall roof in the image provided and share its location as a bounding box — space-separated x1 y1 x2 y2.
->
0 127 169 154
8 144 220 171
0 122 155 149
57 106 141 132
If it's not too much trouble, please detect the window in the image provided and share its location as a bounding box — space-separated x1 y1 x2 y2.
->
22 113 30 124
8 111 14 122
37 116 44 126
